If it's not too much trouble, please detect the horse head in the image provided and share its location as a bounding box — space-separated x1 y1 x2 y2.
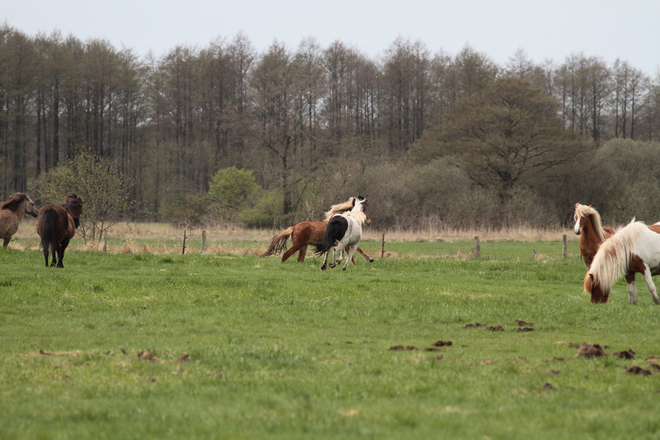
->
584 272 609 303
63 194 84 228
25 195 39 217
573 203 584 235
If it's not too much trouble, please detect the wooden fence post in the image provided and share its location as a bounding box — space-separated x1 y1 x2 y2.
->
182 230 187 254
562 234 568 258
474 236 481 258
103 231 108 253
381 233 385 258
201 230 207 254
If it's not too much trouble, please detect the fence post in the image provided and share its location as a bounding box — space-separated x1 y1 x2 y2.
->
562 234 568 258
474 236 481 258
103 231 108 253
182 230 187 254
201 230 207 254
381 233 385 258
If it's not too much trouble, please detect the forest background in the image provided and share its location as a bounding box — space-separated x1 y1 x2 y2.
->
2 24 660 231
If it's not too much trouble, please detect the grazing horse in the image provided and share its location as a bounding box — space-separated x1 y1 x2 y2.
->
315 196 369 271
573 203 615 268
584 220 660 305
36 194 84 268
261 197 374 264
0 193 39 248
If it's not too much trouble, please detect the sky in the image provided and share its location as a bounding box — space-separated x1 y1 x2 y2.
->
2 0 659 76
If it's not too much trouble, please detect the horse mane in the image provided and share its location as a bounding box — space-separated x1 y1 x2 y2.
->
344 198 368 225
324 197 355 221
0 193 28 212
574 203 608 241
587 219 647 292
62 194 84 218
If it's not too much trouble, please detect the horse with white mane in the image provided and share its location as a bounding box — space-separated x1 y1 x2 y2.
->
573 203 615 268
315 196 369 271
584 219 660 305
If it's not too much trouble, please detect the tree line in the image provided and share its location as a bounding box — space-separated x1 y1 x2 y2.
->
2 24 660 229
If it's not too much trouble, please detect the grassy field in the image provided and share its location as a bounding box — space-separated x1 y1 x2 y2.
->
1 232 660 439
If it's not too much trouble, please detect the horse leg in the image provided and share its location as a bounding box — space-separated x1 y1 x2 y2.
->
625 272 637 305
50 246 58 267
357 246 374 263
345 245 357 265
56 238 70 268
641 266 660 305
297 245 307 262
2 236 9 248
281 244 301 263
343 245 358 271
321 251 329 270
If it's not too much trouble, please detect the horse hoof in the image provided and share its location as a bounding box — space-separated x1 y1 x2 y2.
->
369 258 374 263
321 265 327 270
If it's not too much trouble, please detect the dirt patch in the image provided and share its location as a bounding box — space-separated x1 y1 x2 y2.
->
487 325 504 332
432 340 452 347
39 349 52 356
464 322 485 328
517 327 534 332
568 342 584 348
138 350 158 361
577 343 605 358
389 345 418 351
613 349 635 359
434 354 444 360
542 382 555 390
516 320 533 327
648 363 660 371
626 366 652 376
553 357 566 362
177 353 190 362
646 355 660 361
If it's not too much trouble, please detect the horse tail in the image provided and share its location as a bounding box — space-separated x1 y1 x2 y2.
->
40 208 59 255
315 218 343 256
261 226 294 256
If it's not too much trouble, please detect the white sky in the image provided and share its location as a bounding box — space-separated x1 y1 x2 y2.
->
3 0 659 76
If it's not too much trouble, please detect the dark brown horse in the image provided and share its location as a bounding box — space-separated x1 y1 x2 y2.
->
261 197 374 264
36 194 84 268
0 193 39 247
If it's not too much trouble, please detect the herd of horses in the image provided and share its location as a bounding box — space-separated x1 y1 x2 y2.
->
2 191 660 305
0 193 84 268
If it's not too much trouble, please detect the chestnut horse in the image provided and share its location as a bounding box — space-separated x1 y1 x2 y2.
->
261 197 374 264
315 196 369 271
0 193 39 247
573 203 615 268
584 220 660 305
36 194 84 268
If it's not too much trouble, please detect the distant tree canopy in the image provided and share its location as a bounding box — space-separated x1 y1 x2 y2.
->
2 24 660 229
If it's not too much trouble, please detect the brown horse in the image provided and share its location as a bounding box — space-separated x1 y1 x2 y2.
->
0 193 39 247
261 197 374 264
573 203 615 268
36 194 84 268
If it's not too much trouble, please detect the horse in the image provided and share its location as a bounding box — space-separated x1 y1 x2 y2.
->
261 197 374 264
584 219 660 305
315 196 369 271
0 193 39 248
36 194 84 268
573 203 615 268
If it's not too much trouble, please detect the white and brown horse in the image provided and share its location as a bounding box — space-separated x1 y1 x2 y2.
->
0 193 39 248
584 220 660 305
315 196 369 271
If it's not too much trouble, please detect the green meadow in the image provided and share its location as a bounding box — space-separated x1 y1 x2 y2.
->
1 239 659 439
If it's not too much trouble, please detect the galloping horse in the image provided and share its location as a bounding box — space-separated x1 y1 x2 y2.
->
36 194 84 268
261 197 374 264
315 196 369 271
584 220 660 305
573 203 615 268
0 193 39 247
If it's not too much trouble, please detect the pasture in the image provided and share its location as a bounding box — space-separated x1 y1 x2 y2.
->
1 230 660 439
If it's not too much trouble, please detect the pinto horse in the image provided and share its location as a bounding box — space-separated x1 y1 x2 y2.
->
261 197 374 264
315 196 369 271
0 193 39 248
584 220 660 305
573 203 615 268
36 194 84 268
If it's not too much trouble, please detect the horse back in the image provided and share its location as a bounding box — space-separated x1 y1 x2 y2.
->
37 205 75 241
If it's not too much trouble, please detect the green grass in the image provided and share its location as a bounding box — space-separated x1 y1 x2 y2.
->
1 241 660 439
